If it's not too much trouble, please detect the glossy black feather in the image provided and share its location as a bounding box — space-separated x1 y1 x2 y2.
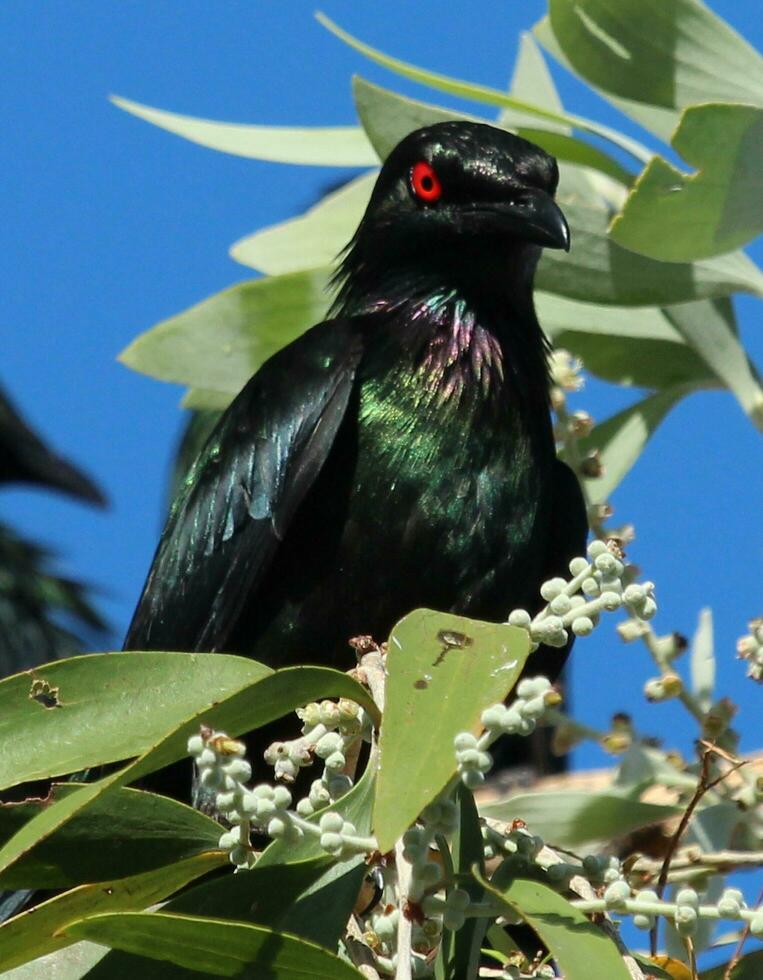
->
125 320 364 652
126 121 588 755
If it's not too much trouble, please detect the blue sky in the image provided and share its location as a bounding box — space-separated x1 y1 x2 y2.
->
0 0 761 774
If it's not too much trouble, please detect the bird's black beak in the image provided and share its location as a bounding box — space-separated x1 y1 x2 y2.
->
494 187 571 252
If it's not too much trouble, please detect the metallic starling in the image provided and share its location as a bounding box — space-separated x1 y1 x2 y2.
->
125 121 587 714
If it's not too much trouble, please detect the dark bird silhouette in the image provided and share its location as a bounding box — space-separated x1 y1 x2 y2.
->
0 384 107 676
0 386 106 506
126 122 587 766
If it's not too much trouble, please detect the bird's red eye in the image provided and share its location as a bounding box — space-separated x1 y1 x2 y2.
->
410 160 442 203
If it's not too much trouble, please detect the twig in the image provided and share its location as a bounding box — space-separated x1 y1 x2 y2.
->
650 741 747 956
631 849 763 882
723 882 763 980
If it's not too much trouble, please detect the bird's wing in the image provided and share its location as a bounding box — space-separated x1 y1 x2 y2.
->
124 318 364 653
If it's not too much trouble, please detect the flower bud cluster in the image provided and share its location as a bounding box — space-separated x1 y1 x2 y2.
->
549 348 584 397
508 540 657 653
265 698 369 782
570 880 763 938
737 617 763 682
453 732 493 789
188 725 376 868
455 678 560 788
316 811 368 857
188 729 257 868
643 672 684 702
421 888 472 931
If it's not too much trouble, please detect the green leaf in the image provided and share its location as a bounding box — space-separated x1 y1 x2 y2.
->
353 76 632 187
547 0 763 110
0 651 270 790
111 95 378 166
576 388 685 503
533 15 680 143
611 104 763 261
700 950 763 979
0 851 224 974
0 785 222 889
120 269 332 395
537 293 718 391
662 298 763 430
448 785 488 979
374 610 529 852
181 387 234 411
64 912 364 978
1 940 109 979
478 872 632 980
86 858 366 978
502 32 567 130
0 666 378 884
480 790 679 847
690 608 715 713
316 12 652 164
231 173 376 275
537 202 763 306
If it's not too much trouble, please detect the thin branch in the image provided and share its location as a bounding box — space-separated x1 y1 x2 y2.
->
650 741 747 956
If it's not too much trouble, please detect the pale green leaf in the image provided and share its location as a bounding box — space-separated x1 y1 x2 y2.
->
181 387 234 411
537 293 718 390
576 388 685 502
690 608 715 713
537 203 763 306
353 76 632 186
480 790 679 847
374 609 529 852
120 269 332 395
0 852 225 974
502 32 567 130
533 15 680 143
663 298 763 430
64 912 364 978
231 172 376 274
611 104 763 261
316 12 652 164
547 0 763 110
111 95 377 166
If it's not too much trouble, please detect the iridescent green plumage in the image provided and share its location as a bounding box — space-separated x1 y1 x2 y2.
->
126 121 587 740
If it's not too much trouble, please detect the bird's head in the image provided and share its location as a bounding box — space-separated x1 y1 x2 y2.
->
336 121 569 307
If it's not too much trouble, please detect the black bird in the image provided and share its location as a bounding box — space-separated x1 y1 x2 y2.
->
126 122 587 744
0 383 107 676
0 386 106 506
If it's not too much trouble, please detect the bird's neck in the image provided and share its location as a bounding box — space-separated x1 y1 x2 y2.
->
332 245 553 418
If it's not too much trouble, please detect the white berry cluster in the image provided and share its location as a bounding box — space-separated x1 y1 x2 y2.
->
187 725 376 869
188 729 256 868
454 677 560 789
549 348 584 395
571 880 763 939
508 540 657 652
737 617 763 682
264 698 370 782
